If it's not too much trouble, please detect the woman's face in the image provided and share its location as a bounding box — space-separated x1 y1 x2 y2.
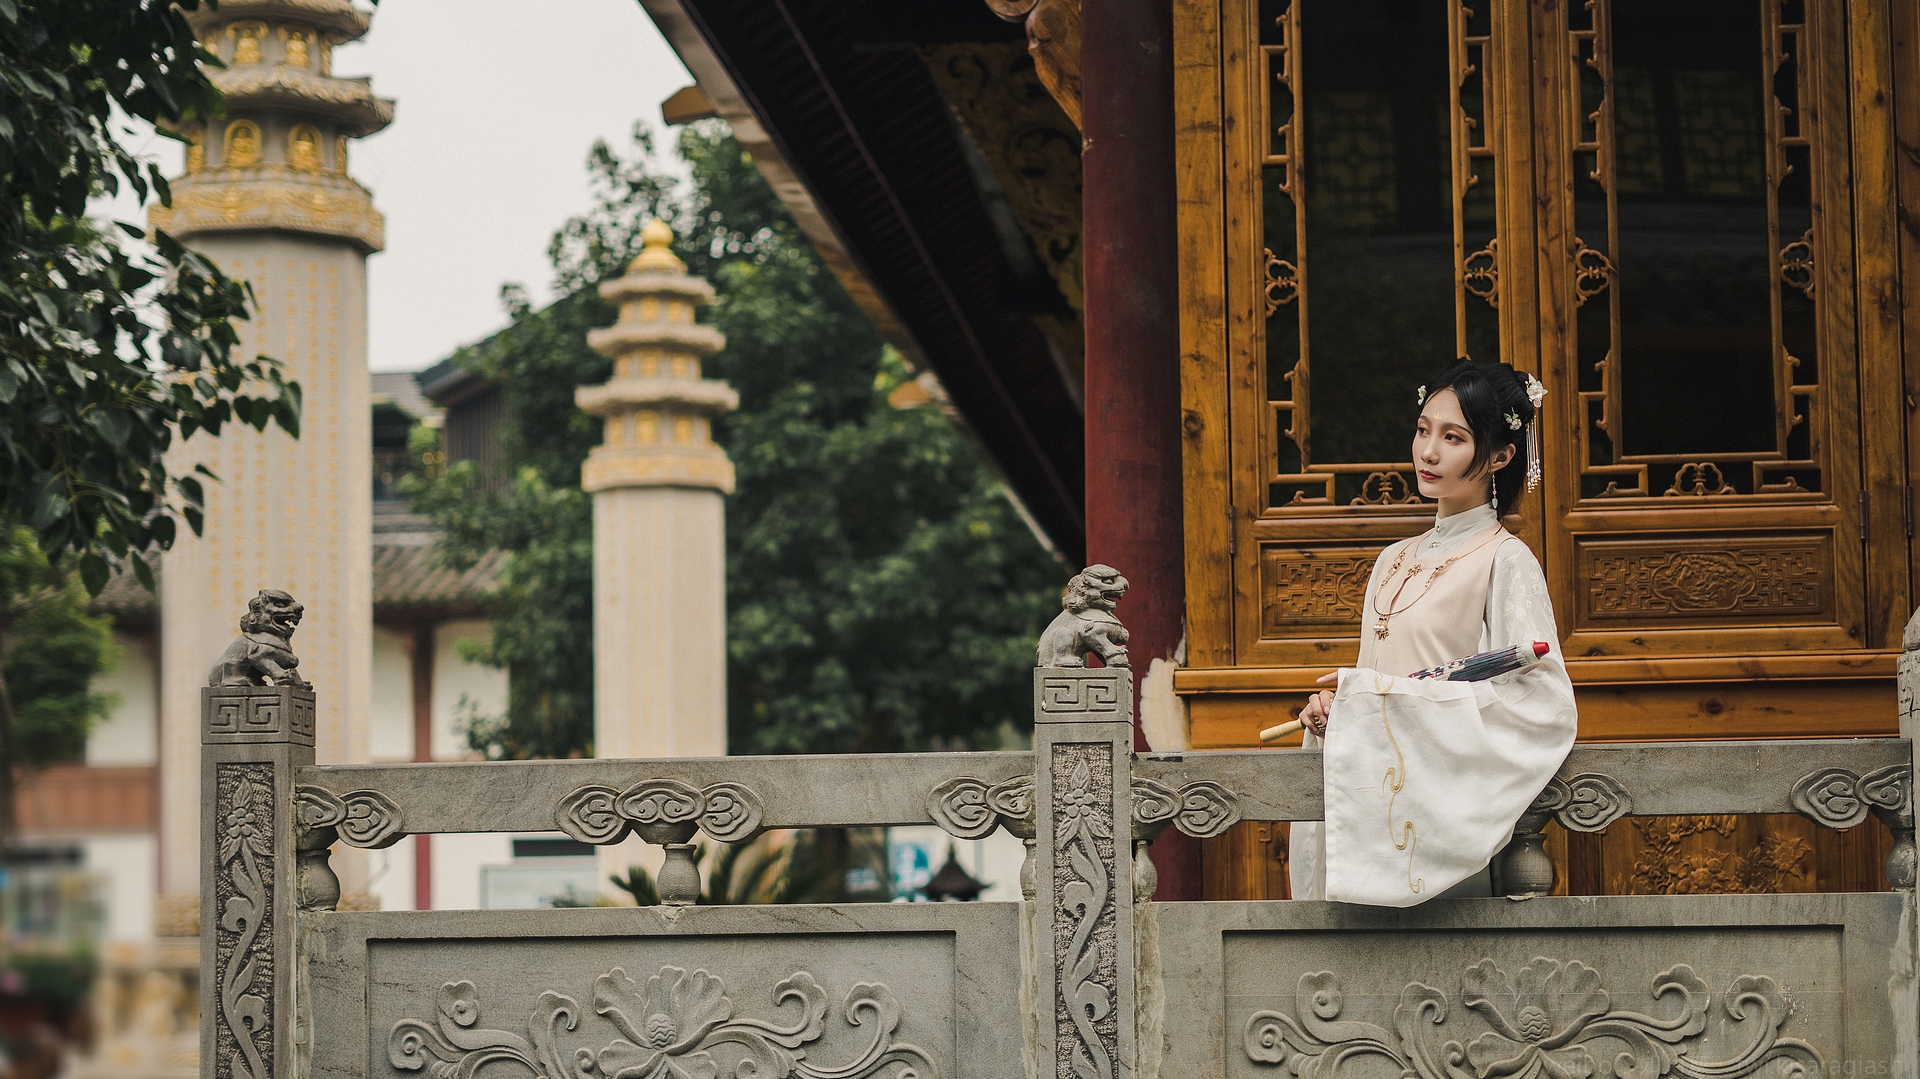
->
1412 388 1507 503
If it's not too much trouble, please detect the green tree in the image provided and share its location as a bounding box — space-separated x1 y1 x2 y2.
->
416 120 1060 760
0 526 117 770
1 0 303 836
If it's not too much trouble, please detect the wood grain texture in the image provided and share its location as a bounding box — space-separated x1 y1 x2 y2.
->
1895 0 1920 600
1179 677 1895 748
1175 0 1234 668
1850 0 1914 648
1222 0 1264 667
1808 0 1871 652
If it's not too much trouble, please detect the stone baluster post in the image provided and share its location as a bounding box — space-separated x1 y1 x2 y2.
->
1889 608 1920 892
201 677 315 1079
1034 665 1138 1079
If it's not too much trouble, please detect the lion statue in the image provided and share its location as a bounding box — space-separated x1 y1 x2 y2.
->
1036 565 1130 668
208 589 308 687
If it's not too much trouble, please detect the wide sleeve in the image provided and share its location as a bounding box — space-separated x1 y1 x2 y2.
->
1315 539 1577 906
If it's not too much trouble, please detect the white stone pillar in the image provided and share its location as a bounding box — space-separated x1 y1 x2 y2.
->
150 1 390 914
577 221 735 894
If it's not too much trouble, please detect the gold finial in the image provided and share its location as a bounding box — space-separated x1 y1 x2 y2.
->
629 219 685 274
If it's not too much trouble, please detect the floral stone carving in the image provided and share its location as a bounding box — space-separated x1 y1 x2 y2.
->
214 765 274 1079
1052 747 1117 1079
388 966 937 1079
1245 957 1824 1079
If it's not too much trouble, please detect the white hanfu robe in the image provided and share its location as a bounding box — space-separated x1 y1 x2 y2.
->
1288 502 1577 906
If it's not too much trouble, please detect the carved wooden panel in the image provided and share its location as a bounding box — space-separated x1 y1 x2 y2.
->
1258 544 1379 635
1575 534 1832 628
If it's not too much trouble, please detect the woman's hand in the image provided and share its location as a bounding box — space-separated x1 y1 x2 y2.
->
1300 670 1340 736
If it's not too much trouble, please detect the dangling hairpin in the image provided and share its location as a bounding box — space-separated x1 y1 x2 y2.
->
1522 373 1546 493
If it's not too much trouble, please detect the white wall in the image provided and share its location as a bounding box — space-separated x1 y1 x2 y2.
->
366 833 416 912
431 832 515 910
432 619 506 760
86 630 157 766
370 625 414 762
80 834 156 942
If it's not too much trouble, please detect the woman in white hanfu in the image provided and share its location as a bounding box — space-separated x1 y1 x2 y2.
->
1288 359 1577 906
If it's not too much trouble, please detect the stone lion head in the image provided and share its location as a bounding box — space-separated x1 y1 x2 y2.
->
1063 565 1128 613
240 589 304 637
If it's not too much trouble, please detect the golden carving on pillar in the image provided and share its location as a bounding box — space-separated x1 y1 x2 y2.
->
284 30 310 70
289 124 322 171
154 0 392 253
230 22 264 65
223 121 262 168
577 220 737 494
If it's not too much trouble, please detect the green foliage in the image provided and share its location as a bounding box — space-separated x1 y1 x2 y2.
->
405 292 609 761
605 829 890 907
0 524 117 769
0 0 301 590
0 944 97 1009
413 120 1060 760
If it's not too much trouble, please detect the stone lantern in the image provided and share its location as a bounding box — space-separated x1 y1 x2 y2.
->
577 220 736 767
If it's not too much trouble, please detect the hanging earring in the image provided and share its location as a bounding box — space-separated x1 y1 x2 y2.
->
1490 473 1498 513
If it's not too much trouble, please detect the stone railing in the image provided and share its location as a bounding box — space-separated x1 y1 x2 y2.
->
199 585 1920 1079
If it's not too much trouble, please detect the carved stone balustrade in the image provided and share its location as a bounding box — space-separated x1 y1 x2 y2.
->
202 584 1920 1079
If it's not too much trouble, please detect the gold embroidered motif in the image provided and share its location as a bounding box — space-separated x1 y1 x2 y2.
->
1376 674 1423 894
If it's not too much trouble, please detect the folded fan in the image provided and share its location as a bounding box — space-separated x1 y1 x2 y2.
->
1258 641 1551 744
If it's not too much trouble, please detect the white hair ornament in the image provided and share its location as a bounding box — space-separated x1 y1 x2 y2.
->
1522 373 1545 492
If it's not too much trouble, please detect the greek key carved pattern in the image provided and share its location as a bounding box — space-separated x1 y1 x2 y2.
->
553 779 766 845
388 967 937 1079
1053 745 1116 1079
1039 677 1121 714
1586 546 1825 620
293 785 404 848
1244 959 1826 1079
214 764 274 1079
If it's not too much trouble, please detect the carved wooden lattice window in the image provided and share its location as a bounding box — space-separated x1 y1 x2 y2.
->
1563 0 1826 501
1209 0 1888 673
1538 0 1870 659
1260 0 1506 512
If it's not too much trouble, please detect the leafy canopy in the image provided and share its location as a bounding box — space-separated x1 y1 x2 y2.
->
0 0 302 594
0 524 117 769
415 121 1061 759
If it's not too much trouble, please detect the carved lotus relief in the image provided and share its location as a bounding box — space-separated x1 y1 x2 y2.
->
389 966 935 1079
1245 957 1822 1079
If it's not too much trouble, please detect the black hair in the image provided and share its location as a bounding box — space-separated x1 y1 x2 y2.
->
1417 358 1534 512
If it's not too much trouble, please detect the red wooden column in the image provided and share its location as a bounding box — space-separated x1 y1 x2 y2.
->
1080 0 1197 899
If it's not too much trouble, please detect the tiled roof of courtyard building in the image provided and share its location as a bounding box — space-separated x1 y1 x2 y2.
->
86 523 504 623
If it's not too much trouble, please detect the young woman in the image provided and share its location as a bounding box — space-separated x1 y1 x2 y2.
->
1288 359 1577 906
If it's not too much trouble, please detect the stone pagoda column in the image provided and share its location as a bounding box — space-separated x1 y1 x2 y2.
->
578 219 736 783
148 0 391 914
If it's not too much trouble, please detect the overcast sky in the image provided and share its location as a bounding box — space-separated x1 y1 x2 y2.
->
115 0 694 372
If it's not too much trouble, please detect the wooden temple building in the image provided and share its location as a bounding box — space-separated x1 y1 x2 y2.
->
638 0 1919 898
